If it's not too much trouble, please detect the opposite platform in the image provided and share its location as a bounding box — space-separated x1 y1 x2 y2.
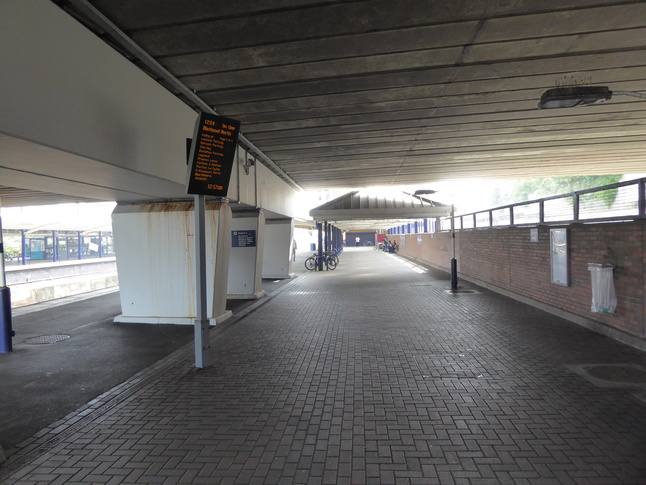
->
1 247 645 484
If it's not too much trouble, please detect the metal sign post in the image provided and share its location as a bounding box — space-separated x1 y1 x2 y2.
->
450 203 458 291
193 194 211 368
186 112 240 369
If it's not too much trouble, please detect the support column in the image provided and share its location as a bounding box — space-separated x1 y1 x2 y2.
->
112 201 230 325
335 226 343 252
21 230 26 265
262 218 294 279
212 203 232 323
228 209 266 299
324 222 329 255
316 222 323 271
52 231 58 262
0 210 14 353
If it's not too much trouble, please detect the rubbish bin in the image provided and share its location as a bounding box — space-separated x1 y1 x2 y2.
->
310 243 316 251
588 263 616 313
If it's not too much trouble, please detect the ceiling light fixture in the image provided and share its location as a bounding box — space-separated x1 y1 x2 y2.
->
538 86 612 109
538 86 646 109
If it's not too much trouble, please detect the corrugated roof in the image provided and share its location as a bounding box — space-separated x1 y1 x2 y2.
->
309 191 451 230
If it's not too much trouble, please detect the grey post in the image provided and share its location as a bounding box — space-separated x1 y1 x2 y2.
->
194 194 211 368
450 203 458 291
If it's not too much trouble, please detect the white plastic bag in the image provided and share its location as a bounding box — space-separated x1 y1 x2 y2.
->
588 264 617 313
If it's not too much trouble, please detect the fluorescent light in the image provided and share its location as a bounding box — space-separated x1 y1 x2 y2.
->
538 86 612 109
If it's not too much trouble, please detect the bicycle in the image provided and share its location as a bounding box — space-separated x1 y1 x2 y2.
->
322 249 339 265
305 252 337 271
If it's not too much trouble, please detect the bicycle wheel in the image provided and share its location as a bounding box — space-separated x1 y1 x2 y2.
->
305 257 317 271
323 251 339 265
326 257 337 270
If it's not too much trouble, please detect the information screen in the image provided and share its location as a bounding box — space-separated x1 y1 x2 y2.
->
186 113 240 197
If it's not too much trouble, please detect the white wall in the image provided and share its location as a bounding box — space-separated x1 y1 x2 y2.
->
2 1 301 324
0 1 300 213
0 1 195 199
227 147 258 206
112 202 227 324
227 146 299 218
263 220 294 279
228 213 265 298
257 163 298 218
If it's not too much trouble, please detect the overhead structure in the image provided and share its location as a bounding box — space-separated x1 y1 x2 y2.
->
310 191 451 231
54 0 646 189
2 1 646 205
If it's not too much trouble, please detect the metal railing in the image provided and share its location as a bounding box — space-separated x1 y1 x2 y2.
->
440 178 646 231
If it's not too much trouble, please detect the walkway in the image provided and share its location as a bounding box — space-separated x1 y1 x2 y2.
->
1 247 645 484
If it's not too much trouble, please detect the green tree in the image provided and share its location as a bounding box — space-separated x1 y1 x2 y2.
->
2 236 21 260
507 175 622 207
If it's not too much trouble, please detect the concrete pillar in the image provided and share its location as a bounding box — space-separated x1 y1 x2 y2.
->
262 218 294 279
52 231 58 262
212 204 231 321
112 201 231 325
228 210 266 299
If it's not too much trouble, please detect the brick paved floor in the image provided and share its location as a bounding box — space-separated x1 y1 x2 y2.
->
1 247 645 484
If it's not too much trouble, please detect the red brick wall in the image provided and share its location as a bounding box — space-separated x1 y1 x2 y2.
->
398 222 646 340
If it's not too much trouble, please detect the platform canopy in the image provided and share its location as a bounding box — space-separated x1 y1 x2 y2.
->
309 191 451 231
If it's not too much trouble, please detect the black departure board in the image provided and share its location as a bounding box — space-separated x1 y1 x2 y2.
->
186 113 241 197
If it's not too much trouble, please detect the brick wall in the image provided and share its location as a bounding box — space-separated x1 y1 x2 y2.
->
399 221 646 341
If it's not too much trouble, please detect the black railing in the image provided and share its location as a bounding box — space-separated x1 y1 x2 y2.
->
440 178 646 231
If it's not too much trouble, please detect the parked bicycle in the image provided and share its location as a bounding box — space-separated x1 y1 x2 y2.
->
305 251 337 271
323 249 339 265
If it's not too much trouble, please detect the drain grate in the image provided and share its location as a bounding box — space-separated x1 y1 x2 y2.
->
567 363 646 389
24 335 70 345
444 289 478 295
587 365 646 384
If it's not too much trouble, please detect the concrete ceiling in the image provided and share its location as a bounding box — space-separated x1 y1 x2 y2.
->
6 0 646 206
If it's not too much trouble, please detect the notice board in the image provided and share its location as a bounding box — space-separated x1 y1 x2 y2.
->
186 113 240 197
550 228 569 286
232 230 256 248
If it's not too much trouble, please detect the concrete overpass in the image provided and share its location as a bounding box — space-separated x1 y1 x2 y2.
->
2 0 646 206
1 1 645 328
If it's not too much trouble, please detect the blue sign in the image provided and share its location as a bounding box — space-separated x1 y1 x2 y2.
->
232 230 256 248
